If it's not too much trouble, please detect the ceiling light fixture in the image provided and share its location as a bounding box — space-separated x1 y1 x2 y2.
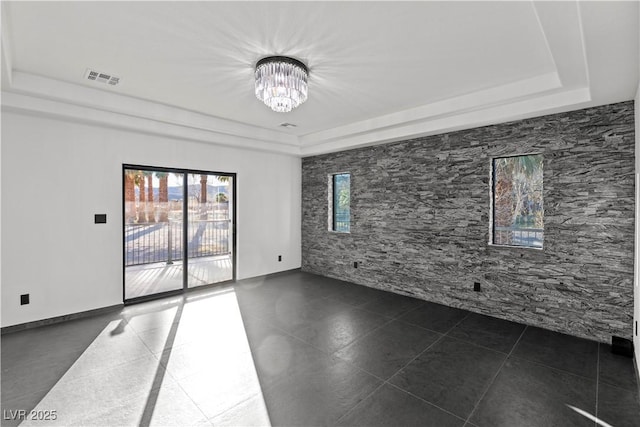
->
255 56 308 113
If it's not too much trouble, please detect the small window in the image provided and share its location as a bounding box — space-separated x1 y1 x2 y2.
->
492 154 543 248
330 173 351 232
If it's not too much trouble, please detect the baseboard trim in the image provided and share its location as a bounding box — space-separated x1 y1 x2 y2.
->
1 304 124 335
1 268 302 335
250 267 302 279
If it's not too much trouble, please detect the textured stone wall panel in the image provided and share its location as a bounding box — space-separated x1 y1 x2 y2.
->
301 101 635 343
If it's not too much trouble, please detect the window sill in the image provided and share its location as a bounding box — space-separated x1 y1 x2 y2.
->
488 243 543 251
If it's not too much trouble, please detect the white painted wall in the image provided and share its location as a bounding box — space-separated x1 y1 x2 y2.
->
1 111 301 327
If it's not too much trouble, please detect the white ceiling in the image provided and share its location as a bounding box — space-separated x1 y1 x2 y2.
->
1 1 638 157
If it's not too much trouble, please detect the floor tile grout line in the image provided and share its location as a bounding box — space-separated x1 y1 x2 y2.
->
328 303 461 360
255 285 469 351
333 332 449 422
381 310 472 386
335 324 466 423
4 314 168 405
596 378 639 393
349 309 477 423
132 302 212 427
289 336 393 425
328 316 398 358
253 308 381 362
332 356 392 384
334 339 468 425
384 382 469 423
334 381 387 425
213 327 328 420
439 333 514 356
330 332 441 386
126 300 260 424
127 305 204 373
282 329 336 357
357 302 425 320
241 314 341 361
171 290 328 423
171 374 215 424
442 311 473 335
385 332 448 386
464 324 529 425
508 353 601 383
394 299 430 321
2 348 165 406
395 308 471 338
397 320 448 336
202 389 266 424
243 306 359 362
254 297 400 358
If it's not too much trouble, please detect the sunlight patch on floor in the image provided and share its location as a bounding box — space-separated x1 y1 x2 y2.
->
21 288 271 426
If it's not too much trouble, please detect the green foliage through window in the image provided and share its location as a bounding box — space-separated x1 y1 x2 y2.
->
332 173 350 232
493 155 543 248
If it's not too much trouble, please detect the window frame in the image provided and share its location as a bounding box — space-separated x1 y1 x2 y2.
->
328 172 351 233
490 153 544 250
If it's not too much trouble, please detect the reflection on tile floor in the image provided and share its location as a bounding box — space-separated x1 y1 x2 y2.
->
2 270 639 426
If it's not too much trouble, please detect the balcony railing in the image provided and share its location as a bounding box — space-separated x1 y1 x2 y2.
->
334 212 350 232
125 219 230 266
494 226 543 248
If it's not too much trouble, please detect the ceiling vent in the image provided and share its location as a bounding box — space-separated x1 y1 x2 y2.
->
84 68 121 86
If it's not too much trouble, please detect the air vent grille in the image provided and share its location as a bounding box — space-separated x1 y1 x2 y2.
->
84 68 121 86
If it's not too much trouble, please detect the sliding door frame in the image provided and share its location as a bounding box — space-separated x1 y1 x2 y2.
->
122 164 237 304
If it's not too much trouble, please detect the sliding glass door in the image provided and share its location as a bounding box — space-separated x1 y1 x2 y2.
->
186 172 233 288
123 166 235 302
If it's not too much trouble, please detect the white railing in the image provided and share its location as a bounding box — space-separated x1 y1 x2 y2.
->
125 219 230 266
494 226 543 248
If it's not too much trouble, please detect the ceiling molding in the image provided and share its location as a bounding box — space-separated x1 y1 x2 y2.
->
533 1 589 88
1 2 14 88
4 65 590 159
300 87 591 157
299 72 564 147
1 91 302 156
1 1 636 158
297 0 594 155
8 71 299 148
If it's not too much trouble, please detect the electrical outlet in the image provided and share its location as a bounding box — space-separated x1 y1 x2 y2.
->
20 294 30 305
473 282 481 292
278 255 282 262
94 214 107 224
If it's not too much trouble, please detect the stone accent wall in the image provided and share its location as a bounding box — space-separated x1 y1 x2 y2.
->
302 101 635 343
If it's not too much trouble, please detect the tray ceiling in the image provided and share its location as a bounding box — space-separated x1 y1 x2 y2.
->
1 1 638 156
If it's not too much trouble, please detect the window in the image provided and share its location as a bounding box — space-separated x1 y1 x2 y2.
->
492 154 543 248
330 173 351 232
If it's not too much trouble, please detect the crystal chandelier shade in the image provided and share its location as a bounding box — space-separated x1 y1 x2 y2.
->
255 56 308 113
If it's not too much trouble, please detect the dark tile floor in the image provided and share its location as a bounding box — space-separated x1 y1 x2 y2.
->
2 270 639 426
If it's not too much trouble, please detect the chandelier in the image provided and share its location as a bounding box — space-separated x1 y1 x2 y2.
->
255 56 308 113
